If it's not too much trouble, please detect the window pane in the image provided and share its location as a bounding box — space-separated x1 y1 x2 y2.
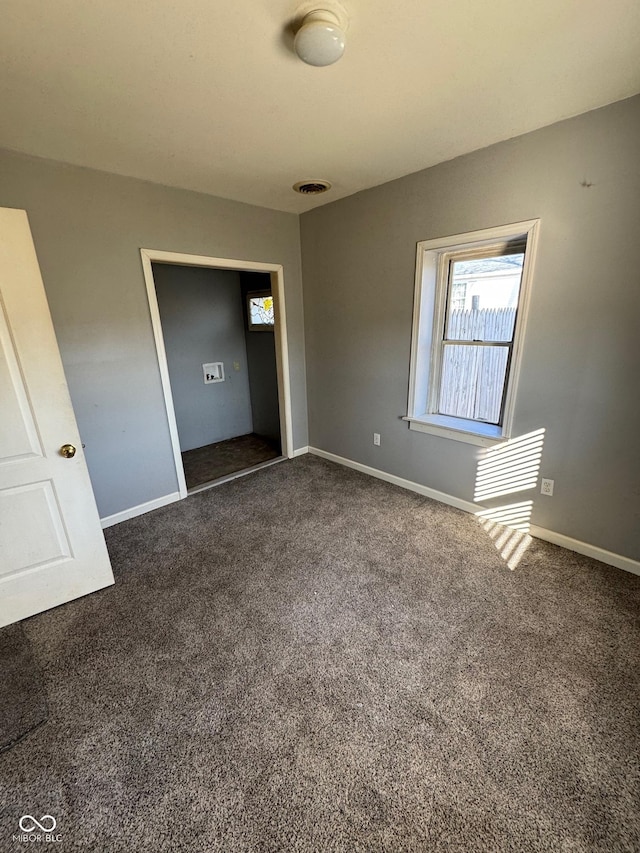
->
249 295 274 326
438 344 509 424
446 253 524 341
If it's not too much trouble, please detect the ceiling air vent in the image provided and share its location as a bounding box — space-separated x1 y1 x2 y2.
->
293 180 332 195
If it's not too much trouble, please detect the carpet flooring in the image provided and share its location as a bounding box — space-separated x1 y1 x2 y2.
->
182 433 281 490
0 624 48 753
0 455 638 851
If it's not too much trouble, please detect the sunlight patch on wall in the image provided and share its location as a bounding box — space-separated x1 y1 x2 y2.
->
474 428 545 570
474 428 545 502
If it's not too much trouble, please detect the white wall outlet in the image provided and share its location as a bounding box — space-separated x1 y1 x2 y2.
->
373 433 381 446
233 361 240 371
541 478 554 496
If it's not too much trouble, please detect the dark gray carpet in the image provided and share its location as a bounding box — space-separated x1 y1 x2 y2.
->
0 624 48 753
182 433 281 489
0 455 638 851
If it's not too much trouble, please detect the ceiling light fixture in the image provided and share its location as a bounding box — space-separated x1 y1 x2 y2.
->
293 3 349 67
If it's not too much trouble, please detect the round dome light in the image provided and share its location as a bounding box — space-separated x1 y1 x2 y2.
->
294 10 346 67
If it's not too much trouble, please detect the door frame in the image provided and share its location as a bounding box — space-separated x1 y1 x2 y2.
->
140 249 294 499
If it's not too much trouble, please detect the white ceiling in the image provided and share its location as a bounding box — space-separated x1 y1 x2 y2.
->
2 0 639 213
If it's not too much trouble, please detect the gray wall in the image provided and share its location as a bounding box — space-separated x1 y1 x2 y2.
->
240 273 281 446
0 148 307 518
300 95 640 561
153 265 253 451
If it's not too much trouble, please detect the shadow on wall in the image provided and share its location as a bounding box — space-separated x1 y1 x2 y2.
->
474 428 546 570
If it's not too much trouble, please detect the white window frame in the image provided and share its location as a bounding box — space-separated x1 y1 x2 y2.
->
405 220 540 447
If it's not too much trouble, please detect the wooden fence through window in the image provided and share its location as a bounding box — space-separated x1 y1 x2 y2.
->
438 307 517 424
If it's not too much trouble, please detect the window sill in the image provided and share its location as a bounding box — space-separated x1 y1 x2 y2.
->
403 414 508 447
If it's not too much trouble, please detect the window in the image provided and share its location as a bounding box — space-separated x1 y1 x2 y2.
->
406 220 539 446
247 291 275 331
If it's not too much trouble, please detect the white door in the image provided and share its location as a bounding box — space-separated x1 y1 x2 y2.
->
0 207 114 627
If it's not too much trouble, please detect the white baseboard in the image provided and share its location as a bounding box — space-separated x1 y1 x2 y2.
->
529 526 640 576
308 447 479 514
100 492 181 529
100 451 303 529
291 446 309 458
307 447 640 577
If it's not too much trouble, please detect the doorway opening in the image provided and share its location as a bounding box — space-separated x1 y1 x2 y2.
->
141 250 293 498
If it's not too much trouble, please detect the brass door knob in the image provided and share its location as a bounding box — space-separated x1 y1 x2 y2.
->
60 444 77 458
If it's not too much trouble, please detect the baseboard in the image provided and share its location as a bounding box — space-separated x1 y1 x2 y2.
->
529 526 640 576
291 446 309 458
307 447 640 577
100 451 305 529
100 492 181 529
308 447 480 514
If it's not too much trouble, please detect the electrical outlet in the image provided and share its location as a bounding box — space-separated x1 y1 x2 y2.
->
541 478 554 496
373 433 381 446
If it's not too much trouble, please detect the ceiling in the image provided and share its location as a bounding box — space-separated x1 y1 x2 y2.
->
2 0 639 214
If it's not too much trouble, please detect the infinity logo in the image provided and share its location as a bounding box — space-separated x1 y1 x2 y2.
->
19 815 57 832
